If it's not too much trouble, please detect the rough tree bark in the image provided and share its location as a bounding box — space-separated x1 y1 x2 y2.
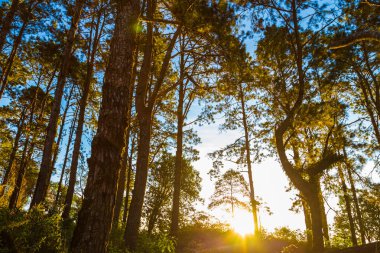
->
30 0 85 207
70 0 140 251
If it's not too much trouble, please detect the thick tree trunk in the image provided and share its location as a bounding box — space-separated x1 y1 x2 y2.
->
276 125 328 253
70 0 140 251
170 77 184 237
0 0 20 52
239 84 259 234
55 107 78 205
125 120 152 249
338 164 358 246
307 184 325 253
31 0 85 207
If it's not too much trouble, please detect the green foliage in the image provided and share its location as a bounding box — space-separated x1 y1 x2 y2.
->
269 227 306 244
0 206 63 252
135 233 176 253
108 226 128 253
108 228 176 253
143 152 202 234
332 184 380 247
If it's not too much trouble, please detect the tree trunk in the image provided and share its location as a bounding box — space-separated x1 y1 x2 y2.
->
0 20 27 99
239 83 259 234
0 107 26 196
114 57 135 224
70 0 140 250
302 197 313 249
0 67 46 196
61 102 85 219
317 180 330 246
55 106 78 205
307 184 325 253
124 0 155 248
125 119 152 249
0 0 20 52
113 131 130 225
170 71 184 237
345 159 367 244
62 10 104 220
31 0 85 207
51 83 75 172
9 77 43 208
124 18 181 250
338 164 358 246
147 204 160 235
123 138 135 223
8 134 30 209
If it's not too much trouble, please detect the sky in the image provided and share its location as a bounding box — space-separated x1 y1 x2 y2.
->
189 109 379 234
190 117 309 233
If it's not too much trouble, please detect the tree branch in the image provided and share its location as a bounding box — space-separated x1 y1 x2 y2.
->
308 153 344 176
330 31 380 49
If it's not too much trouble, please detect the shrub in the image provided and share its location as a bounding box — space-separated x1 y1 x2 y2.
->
0 206 64 252
136 233 176 253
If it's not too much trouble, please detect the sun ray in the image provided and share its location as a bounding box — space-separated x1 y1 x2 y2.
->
230 209 254 236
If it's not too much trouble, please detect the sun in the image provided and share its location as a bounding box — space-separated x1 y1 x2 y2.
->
230 209 255 236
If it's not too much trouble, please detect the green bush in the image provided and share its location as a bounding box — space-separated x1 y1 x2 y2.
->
136 233 176 253
108 226 128 253
107 228 175 253
0 206 64 253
